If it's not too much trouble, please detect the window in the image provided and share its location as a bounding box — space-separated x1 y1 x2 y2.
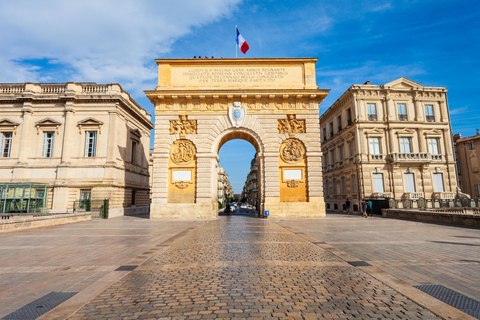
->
42 131 54 158
330 122 334 137
475 184 480 197
373 173 385 193
351 174 357 194
324 151 328 166
433 173 444 192
85 131 97 157
397 103 407 121
469 142 475 150
326 180 330 196
131 189 136 206
333 179 337 195
400 137 411 153
367 103 377 121
347 108 352 125
323 128 327 141
131 140 137 164
342 176 346 195
428 138 439 154
404 173 416 192
331 149 335 163
350 140 355 157
339 145 344 160
337 115 342 132
80 189 91 201
425 105 435 122
369 137 380 154
1 132 12 158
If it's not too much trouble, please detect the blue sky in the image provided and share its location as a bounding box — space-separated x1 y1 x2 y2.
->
1 0 479 193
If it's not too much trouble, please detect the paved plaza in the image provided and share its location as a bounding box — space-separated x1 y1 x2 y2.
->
1 211 479 319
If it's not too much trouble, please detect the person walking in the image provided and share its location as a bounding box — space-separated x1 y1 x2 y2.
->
361 199 368 218
225 203 231 216
346 199 351 214
367 199 373 217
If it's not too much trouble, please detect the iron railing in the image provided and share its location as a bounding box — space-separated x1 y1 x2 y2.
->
73 199 109 218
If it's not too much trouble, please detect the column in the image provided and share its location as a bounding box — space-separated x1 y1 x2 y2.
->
61 102 75 164
418 128 426 152
385 96 395 121
414 95 423 122
106 109 118 164
17 104 33 164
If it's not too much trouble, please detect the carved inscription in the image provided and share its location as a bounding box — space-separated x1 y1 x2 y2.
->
278 114 306 136
170 139 196 164
181 68 289 84
169 115 197 136
280 138 305 163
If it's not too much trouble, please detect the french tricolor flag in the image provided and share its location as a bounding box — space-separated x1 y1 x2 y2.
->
236 27 249 54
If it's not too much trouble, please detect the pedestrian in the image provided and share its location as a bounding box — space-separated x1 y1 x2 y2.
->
361 199 367 218
346 199 351 214
367 199 373 217
225 203 231 216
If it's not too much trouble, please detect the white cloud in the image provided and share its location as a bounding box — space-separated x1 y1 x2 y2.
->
0 0 241 97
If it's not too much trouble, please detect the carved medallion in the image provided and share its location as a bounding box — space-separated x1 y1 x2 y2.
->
277 114 306 135
169 115 197 136
170 139 196 164
228 101 246 128
280 138 305 163
286 180 300 188
175 181 189 189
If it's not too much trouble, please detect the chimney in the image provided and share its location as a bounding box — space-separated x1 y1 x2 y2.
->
364 81 370 85
477 129 480 136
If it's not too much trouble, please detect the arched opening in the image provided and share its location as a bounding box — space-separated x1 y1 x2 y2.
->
214 129 264 218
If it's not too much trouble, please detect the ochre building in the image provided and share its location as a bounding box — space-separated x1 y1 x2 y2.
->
0 83 153 216
320 78 457 212
146 58 329 219
454 131 480 198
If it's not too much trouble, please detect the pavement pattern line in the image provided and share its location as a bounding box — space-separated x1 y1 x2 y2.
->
41 214 474 319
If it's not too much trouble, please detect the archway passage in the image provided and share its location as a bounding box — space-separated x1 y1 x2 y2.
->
146 58 329 219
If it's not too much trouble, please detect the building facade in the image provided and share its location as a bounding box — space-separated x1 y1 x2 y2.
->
242 154 259 208
320 78 457 212
0 82 154 216
217 166 233 206
454 131 480 198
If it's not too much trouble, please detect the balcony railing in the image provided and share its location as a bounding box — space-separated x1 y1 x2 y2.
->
404 192 424 200
388 153 444 163
371 192 393 198
368 114 377 121
0 84 25 94
398 114 408 121
432 192 455 199
426 115 435 122
369 154 384 161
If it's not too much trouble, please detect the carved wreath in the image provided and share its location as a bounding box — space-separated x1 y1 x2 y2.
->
170 139 196 164
286 180 300 188
280 138 305 163
175 181 189 189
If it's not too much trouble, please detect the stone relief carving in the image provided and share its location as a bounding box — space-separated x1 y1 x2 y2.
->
169 115 197 137
280 138 305 163
170 139 196 164
286 180 300 188
174 181 189 189
278 114 306 136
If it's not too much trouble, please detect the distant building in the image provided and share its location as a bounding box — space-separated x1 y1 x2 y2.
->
242 154 258 208
0 82 154 216
217 166 233 205
320 78 457 212
454 131 480 198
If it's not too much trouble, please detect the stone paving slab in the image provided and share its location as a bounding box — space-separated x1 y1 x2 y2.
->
64 214 449 319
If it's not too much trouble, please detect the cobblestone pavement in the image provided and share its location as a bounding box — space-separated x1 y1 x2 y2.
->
276 213 480 302
0 215 199 319
66 212 444 319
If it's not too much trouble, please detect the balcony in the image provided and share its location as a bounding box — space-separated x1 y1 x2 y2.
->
398 114 408 121
369 154 384 161
426 115 435 122
371 192 393 198
404 192 424 200
388 153 444 163
432 192 455 199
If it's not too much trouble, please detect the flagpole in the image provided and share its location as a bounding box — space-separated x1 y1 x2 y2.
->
235 25 237 58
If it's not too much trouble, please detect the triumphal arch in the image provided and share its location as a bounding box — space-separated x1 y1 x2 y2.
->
145 58 329 219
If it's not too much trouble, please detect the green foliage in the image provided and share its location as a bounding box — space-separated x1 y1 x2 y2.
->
218 201 224 209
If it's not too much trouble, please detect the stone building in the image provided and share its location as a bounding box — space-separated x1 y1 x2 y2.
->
242 154 259 208
320 78 457 212
454 131 480 198
147 58 328 219
0 82 154 216
217 166 233 206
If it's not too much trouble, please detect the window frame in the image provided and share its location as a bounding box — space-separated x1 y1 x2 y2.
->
367 103 377 121
369 137 381 155
373 173 385 193
425 104 435 122
397 103 408 121
1 132 12 158
131 140 138 164
84 131 97 157
42 131 55 158
399 137 412 153
428 138 440 155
